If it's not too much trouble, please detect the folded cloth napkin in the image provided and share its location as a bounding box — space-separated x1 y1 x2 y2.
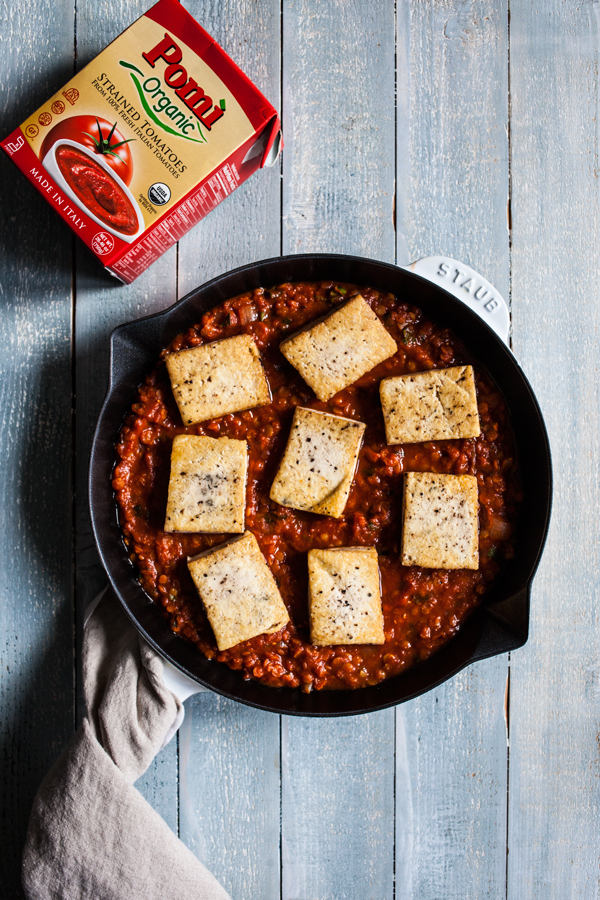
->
22 588 231 900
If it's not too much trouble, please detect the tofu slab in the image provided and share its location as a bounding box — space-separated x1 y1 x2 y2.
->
380 365 480 444
401 472 479 569
270 407 365 518
280 294 397 401
308 547 385 645
165 334 271 425
187 531 289 651
164 434 248 533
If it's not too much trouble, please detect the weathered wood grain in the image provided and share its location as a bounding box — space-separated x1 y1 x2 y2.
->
178 0 282 297
396 0 510 297
282 713 395 900
395 3 510 897
399 664 509 900
180 693 281 900
395 709 414 899
282 0 396 261
280 2 397 898
508 3 600 897
0 0 75 894
74 0 181 824
5 0 600 896
175 2 282 895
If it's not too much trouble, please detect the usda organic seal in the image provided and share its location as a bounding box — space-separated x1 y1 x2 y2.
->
148 182 170 206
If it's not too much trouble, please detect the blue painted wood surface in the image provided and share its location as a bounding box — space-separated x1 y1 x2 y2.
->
1 1 597 898
395 4 512 897
508 3 600 897
0 0 75 892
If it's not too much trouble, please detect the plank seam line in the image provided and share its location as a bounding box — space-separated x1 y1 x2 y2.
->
71 230 77 733
176 729 181 837
279 714 283 900
393 0 398 253
73 0 78 68
279 0 284 262
71 0 78 735
393 709 397 900
279 2 284 895
393 4 398 898
505 658 511 899
507 0 513 341
392 0 398 260
505 5 513 894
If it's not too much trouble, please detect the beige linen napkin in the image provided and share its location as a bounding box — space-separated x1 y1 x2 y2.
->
22 588 231 900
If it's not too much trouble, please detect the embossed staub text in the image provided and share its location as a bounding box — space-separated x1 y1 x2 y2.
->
436 261 499 313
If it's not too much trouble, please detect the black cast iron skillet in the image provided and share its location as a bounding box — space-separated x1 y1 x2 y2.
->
89 254 552 716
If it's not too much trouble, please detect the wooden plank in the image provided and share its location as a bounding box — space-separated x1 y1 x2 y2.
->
507 4 600 897
74 0 180 826
175 1 282 893
282 0 396 261
73 243 178 618
73 247 180 826
282 713 395 900
180 694 281 900
136 739 179 834
177 0 282 297
395 3 510 897
280 2 396 898
396 0 510 297
394 709 414 899
398 665 509 900
0 0 75 893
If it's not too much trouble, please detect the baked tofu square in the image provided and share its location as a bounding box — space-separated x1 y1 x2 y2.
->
269 407 365 518
280 294 397 401
164 434 248 533
165 334 271 425
308 547 385 646
380 365 480 444
401 472 479 570
187 531 289 651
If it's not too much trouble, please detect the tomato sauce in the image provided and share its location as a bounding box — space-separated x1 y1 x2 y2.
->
113 282 521 691
56 145 139 235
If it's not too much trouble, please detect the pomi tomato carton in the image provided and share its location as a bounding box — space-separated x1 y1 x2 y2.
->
1 0 281 283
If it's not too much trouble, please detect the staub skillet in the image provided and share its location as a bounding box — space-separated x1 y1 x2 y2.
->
89 254 552 716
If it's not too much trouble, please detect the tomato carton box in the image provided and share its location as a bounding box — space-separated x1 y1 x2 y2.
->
1 0 281 283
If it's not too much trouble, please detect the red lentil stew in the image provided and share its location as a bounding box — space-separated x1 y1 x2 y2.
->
113 282 521 691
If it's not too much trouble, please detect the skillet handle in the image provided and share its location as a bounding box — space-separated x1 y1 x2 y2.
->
403 257 510 346
161 659 207 702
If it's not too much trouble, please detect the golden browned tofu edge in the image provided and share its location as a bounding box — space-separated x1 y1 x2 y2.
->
165 334 271 425
307 546 385 646
380 365 481 444
269 407 365 518
187 531 289 651
164 434 248 533
401 472 479 569
279 295 397 402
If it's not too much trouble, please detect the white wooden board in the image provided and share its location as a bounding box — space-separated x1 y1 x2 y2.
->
396 3 511 897
280 1 397 897
175 2 282 896
0 0 75 893
508 3 600 896
181 693 281 900
74 0 181 826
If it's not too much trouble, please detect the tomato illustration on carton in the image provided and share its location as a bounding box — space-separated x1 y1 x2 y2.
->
40 116 143 241
40 116 134 183
0 0 281 283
